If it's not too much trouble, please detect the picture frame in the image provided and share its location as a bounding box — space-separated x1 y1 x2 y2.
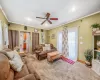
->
51 34 55 39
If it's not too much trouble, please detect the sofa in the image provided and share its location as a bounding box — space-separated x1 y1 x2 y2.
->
34 44 57 60
0 50 40 80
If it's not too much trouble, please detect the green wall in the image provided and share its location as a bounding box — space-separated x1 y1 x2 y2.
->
8 23 48 52
0 9 8 24
48 13 100 61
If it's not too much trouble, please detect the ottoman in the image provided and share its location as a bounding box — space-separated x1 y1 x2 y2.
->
47 51 61 62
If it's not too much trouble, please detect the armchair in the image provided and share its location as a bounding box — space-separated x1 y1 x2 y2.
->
34 44 57 60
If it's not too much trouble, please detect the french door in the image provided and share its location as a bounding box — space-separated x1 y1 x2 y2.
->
20 32 31 52
68 27 78 61
57 31 62 53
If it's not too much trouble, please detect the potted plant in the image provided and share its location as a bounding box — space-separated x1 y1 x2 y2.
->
84 49 93 67
91 23 100 32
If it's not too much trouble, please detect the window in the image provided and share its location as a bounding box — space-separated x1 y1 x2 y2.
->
0 20 3 50
4 23 9 45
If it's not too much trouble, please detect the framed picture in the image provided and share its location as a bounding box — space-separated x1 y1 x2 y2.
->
51 34 55 39
34 29 38 32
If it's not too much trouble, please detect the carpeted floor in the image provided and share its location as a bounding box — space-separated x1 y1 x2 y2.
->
27 54 100 80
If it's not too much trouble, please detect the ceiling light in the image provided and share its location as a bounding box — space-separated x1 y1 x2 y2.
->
44 23 48 26
25 17 32 21
71 6 76 12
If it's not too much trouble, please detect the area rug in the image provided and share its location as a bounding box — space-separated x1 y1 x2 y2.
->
61 56 75 64
26 54 100 80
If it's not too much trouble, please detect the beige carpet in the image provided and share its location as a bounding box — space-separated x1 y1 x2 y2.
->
26 54 100 80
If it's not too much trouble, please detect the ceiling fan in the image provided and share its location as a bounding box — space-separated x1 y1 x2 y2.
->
36 13 58 25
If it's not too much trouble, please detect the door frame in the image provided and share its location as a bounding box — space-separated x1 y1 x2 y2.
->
19 31 31 52
67 27 79 61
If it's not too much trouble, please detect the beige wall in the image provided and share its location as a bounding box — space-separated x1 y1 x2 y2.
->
48 13 100 61
0 9 8 48
8 23 48 52
0 9 8 25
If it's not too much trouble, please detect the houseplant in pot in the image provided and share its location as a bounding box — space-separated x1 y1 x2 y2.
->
91 23 100 32
84 49 93 67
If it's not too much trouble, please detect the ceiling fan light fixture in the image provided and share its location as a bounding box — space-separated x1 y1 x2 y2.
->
44 23 48 26
71 6 76 12
25 17 32 21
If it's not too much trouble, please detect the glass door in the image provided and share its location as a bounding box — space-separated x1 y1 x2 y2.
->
68 27 78 61
57 31 62 53
20 32 31 53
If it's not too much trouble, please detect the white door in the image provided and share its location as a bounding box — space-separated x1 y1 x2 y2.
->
19 32 31 52
57 31 62 53
68 27 78 61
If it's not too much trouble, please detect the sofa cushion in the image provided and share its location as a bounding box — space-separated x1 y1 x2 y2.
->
19 54 27 57
45 44 51 50
26 62 40 80
6 69 14 80
0 53 10 80
9 50 24 72
17 74 36 80
14 64 29 79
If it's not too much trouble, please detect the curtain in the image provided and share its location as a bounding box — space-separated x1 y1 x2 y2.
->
32 32 39 51
8 30 19 50
62 26 69 57
0 20 3 50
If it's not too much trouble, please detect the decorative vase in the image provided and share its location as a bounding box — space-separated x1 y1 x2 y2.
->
92 28 97 32
85 61 91 66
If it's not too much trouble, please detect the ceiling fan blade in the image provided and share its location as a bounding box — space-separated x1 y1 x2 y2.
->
48 20 52 24
36 17 46 19
41 20 47 25
46 13 50 19
50 18 58 20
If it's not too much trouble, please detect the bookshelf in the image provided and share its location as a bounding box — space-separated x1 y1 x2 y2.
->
92 32 100 75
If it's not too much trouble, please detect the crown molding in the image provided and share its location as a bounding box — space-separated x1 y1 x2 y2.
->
48 10 100 30
7 10 100 30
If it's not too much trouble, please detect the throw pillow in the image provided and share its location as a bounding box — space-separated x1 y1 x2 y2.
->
6 51 15 59
43 47 47 51
9 50 24 72
45 44 51 50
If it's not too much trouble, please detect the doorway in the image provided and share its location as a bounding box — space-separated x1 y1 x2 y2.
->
68 27 78 61
20 32 31 53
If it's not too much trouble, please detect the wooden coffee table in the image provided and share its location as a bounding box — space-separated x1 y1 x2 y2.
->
47 51 61 62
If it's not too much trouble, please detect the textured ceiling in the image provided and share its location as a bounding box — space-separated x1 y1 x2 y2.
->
0 0 100 30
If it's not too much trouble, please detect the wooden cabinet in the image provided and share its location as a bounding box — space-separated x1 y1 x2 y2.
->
92 59 100 75
92 34 100 76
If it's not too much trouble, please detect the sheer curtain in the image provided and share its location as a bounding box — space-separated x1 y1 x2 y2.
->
3 23 9 46
57 31 62 53
0 20 3 50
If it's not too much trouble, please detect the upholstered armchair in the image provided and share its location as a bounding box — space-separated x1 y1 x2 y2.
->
34 44 57 60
